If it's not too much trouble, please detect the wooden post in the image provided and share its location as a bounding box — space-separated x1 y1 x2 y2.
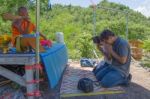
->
35 0 40 98
25 65 35 99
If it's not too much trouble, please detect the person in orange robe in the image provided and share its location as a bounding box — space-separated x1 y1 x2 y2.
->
12 7 46 44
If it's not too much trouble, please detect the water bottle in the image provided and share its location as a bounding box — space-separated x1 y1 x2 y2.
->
56 32 64 44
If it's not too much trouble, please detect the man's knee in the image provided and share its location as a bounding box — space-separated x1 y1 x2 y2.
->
95 66 110 81
100 70 125 88
100 79 112 88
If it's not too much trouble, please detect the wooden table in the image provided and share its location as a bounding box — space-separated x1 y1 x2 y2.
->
0 54 37 99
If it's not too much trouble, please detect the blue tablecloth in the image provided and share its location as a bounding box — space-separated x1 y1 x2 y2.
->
40 43 68 89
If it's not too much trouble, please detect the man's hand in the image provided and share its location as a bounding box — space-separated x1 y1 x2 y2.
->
22 16 30 20
96 44 101 50
2 13 21 20
105 44 113 54
107 44 127 64
2 13 29 21
96 44 104 53
102 44 112 60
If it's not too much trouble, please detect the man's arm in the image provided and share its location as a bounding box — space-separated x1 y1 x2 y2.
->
108 44 128 64
110 50 127 64
103 44 112 60
96 44 111 60
33 29 47 40
96 44 105 54
40 33 47 40
2 13 28 21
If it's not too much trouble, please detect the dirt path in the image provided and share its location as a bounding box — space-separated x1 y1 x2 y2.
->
131 61 150 90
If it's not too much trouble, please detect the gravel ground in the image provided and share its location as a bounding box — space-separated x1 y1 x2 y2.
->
0 60 150 99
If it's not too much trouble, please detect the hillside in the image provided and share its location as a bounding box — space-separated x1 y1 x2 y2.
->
0 0 150 58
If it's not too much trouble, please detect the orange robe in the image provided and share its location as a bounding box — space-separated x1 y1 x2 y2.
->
12 19 35 44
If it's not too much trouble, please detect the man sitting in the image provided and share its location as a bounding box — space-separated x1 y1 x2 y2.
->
94 29 131 88
3 7 46 52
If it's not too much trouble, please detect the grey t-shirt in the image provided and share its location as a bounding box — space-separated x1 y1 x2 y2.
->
111 37 131 77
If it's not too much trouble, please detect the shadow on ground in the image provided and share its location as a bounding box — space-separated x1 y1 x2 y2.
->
41 65 150 99
41 81 150 99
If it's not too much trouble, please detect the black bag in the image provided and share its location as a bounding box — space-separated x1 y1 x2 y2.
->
77 78 94 93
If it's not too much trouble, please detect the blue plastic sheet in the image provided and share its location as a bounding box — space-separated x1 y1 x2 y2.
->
40 43 68 89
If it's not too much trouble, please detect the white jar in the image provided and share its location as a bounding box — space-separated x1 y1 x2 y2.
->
56 32 64 43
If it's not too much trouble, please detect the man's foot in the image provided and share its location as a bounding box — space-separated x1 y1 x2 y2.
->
128 74 132 81
122 74 132 87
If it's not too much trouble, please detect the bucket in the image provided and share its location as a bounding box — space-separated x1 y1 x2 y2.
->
56 32 64 44
129 40 143 60
131 47 143 60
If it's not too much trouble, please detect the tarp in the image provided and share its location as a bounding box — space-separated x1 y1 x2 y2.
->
40 43 68 88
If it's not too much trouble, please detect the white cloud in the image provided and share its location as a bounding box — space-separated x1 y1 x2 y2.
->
134 0 150 17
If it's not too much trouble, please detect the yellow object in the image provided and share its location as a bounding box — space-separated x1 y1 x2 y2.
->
0 36 3 44
129 40 143 48
129 40 143 60
3 35 7 41
3 47 8 54
40 37 44 41
61 90 124 98
0 35 11 42
0 35 11 53
16 36 21 52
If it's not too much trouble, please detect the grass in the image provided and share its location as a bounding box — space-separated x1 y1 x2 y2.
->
141 53 150 68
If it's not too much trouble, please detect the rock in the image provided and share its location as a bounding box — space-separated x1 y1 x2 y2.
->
0 85 25 99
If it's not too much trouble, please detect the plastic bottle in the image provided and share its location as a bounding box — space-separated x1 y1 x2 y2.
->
56 32 64 44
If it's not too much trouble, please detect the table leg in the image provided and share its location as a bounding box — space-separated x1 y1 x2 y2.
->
25 65 35 99
0 66 26 86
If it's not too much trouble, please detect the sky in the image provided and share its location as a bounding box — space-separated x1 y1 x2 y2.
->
50 0 150 17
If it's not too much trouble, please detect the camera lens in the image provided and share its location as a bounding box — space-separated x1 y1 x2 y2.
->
92 36 100 44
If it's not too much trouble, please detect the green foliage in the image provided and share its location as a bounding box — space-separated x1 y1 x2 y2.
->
0 0 150 59
143 39 150 52
141 54 150 68
75 32 94 58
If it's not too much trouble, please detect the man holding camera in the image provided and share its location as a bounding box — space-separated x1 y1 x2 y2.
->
93 29 131 88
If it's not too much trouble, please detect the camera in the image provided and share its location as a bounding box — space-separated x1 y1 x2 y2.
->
92 36 100 44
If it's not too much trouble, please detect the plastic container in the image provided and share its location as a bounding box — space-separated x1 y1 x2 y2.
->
129 40 143 60
56 32 64 44
131 47 143 60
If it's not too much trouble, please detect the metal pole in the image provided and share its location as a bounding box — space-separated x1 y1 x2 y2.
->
36 0 40 94
97 6 129 39
97 6 126 14
92 5 100 59
126 12 129 40
93 7 96 36
90 0 96 35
